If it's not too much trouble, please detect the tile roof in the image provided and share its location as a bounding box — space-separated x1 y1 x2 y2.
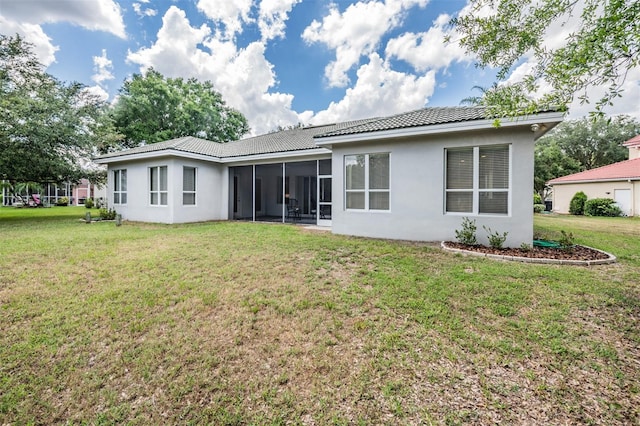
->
220 118 376 158
96 118 377 161
623 134 640 148
96 106 559 162
315 106 491 138
96 136 226 160
548 158 640 184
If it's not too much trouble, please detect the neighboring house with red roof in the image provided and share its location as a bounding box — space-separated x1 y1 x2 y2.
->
547 136 640 216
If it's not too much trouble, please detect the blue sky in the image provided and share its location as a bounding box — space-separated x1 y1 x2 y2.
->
1 0 639 136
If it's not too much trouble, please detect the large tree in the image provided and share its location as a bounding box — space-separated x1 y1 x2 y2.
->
534 115 640 198
534 140 581 200
0 34 109 185
452 0 640 117
111 69 250 148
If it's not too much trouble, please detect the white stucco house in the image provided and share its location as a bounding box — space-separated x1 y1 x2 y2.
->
547 135 640 216
94 107 563 247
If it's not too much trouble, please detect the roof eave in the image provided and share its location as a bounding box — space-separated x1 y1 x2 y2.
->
548 177 640 185
314 111 565 146
94 149 222 164
220 147 332 164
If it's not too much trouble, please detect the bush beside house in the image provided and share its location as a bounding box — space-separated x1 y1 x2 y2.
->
584 198 623 217
569 191 587 215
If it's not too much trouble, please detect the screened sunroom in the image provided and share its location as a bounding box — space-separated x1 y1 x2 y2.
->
228 159 332 226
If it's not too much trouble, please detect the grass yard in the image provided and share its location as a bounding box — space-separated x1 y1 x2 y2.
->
1 207 639 425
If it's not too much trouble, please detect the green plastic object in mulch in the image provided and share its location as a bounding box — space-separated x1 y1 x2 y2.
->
533 239 562 248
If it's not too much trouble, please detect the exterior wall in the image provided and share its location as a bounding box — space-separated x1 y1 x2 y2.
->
551 181 639 216
106 157 228 224
330 128 536 247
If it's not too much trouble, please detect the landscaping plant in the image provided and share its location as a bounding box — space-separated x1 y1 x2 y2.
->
584 198 623 217
455 217 477 245
569 191 587 215
483 226 508 249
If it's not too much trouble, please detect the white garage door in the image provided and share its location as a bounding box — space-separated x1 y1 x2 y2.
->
614 189 631 216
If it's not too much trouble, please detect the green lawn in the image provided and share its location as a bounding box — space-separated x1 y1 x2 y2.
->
1 207 639 424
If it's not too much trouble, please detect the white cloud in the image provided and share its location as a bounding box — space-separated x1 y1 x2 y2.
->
197 0 254 39
127 6 213 77
0 16 58 66
133 3 158 18
92 49 115 86
126 6 300 135
385 13 469 72
258 0 301 41
302 0 429 88
310 53 436 125
0 0 126 39
85 85 110 102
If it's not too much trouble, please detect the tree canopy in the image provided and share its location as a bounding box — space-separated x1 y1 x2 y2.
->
534 115 640 198
452 0 640 117
0 34 109 185
111 69 250 149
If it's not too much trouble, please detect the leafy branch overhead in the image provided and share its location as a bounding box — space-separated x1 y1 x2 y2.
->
451 0 640 117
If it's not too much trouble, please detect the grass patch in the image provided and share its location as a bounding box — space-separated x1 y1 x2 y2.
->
1 208 639 424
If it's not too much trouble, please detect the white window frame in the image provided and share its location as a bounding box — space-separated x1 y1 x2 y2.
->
113 169 127 205
149 165 168 206
444 144 511 216
344 153 390 211
183 166 197 206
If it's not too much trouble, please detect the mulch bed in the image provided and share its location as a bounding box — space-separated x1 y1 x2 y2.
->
443 242 611 261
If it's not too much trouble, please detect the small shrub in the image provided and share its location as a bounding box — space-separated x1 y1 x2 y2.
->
519 242 532 251
569 191 587 215
558 230 575 251
56 197 69 206
584 198 622 217
95 197 106 209
84 198 94 209
99 207 117 220
533 193 542 204
533 204 545 213
455 217 477 245
483 226 508 249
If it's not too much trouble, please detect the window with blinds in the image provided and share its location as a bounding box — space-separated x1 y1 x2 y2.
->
345 153 390 211
183 166 196 205
445 145 510 215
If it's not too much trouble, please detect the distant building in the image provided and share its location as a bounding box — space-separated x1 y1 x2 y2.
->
2 179 106 207
547 135 640 216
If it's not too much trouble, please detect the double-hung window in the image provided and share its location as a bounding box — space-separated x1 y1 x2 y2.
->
113 169 127 204
445 144 510 215
149 166 168 206
345 153 390 210
183 166 196 205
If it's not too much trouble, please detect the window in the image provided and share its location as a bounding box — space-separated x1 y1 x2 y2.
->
183 167 196 205
345 153 389 210
445 145 510 215
149 166 168 205
113 169 127 204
